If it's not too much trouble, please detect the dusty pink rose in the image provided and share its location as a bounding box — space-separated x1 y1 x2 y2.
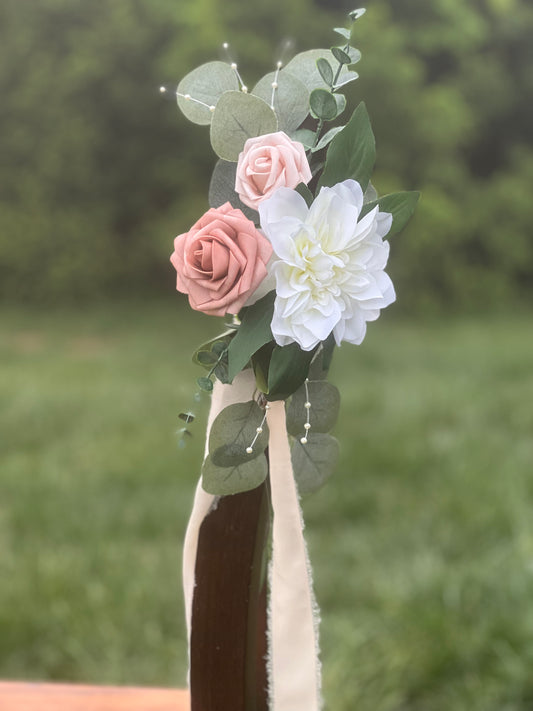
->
235 131 312 210
170 202 273 317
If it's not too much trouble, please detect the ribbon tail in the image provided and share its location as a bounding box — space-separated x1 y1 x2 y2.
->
266 400 322 711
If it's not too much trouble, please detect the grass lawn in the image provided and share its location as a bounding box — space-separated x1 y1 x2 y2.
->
1 299 533 710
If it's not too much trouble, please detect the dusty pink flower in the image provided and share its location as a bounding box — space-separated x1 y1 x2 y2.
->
170 202 273 317
235 131 312 210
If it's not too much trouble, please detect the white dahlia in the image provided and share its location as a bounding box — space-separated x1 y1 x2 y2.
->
258 179 395 351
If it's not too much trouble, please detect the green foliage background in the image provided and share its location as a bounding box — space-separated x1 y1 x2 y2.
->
1 0 532 308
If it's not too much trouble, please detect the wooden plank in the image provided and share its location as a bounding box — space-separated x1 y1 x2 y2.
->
190 482 269 711
0 681 189 711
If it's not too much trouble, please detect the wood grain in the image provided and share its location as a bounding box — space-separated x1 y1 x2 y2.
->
0 681 189 711
190 482 270 711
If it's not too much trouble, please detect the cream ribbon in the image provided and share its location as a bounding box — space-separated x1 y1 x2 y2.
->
182 373 321 711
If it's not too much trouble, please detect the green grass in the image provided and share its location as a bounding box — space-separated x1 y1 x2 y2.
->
1 300 533 710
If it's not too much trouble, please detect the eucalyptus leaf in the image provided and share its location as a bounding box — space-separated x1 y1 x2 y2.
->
208 400 269 466
349 8 366 20
286 380 340 436
212 340 229 356
196 350 218 366
361 191 420 236
284 49 360 92
267 343 317 401
312 125 344 153
331 47 352 65
202 452 268 496
227 291 275 381
177 61 239 125
197 376 213 392
316 58 334 87
333 27 351 40
290 128 316 149
347 47 362 64
210 91 278 162
334 93 347 118
213 360 230 384
192 330 235 369
252 71 309 132
291 433 339 496
310 88 338 121
209 159 258 222
333 71 359 90
318 101 375 191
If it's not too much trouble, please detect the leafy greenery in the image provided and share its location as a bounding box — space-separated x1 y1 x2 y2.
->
286 380 340 436
207 400 268 467
291 433 340 496
362 191 421 236
318 102 376 190
226 291 276 381
209 91 278 161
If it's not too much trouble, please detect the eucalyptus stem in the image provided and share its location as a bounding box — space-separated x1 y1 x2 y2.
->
332 42 350 90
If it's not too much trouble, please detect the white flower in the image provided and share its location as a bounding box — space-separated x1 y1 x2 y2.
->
258 179 395 351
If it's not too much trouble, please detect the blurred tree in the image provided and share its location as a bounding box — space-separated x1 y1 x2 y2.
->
0 0 532 309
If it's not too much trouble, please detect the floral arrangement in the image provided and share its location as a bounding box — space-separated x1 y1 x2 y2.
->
167 8 418 710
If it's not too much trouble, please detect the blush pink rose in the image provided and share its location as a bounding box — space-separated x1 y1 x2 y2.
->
235 131 312 210
170 202 273 317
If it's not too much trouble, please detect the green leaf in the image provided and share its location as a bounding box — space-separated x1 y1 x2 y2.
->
321 333 336 373
284 49 360 93
291 433 339 496
334 93 347 118
312 125 345 153
197 376 213 392
316 58 334 87
192 330 234 369
309 88 338 121
266 343 317 401
210 91 278 162
286 380 340 436
212 340 228 356
196 350 218 366
202 453 268 496
317 101 375 191
177 61 239 125
295 182 314 206
252 71 309 132
251 342 275 394
208 400 269 466
333 71 359 90
361 191 420 236
331 47 352 65
290 128 316 149
346 47 362 64
208 159 258 222
333 27 351 40
348 8 366 20
213 360 230 385
227 291 275 381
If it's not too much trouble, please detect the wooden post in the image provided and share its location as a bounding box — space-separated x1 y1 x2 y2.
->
190 481 270 711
